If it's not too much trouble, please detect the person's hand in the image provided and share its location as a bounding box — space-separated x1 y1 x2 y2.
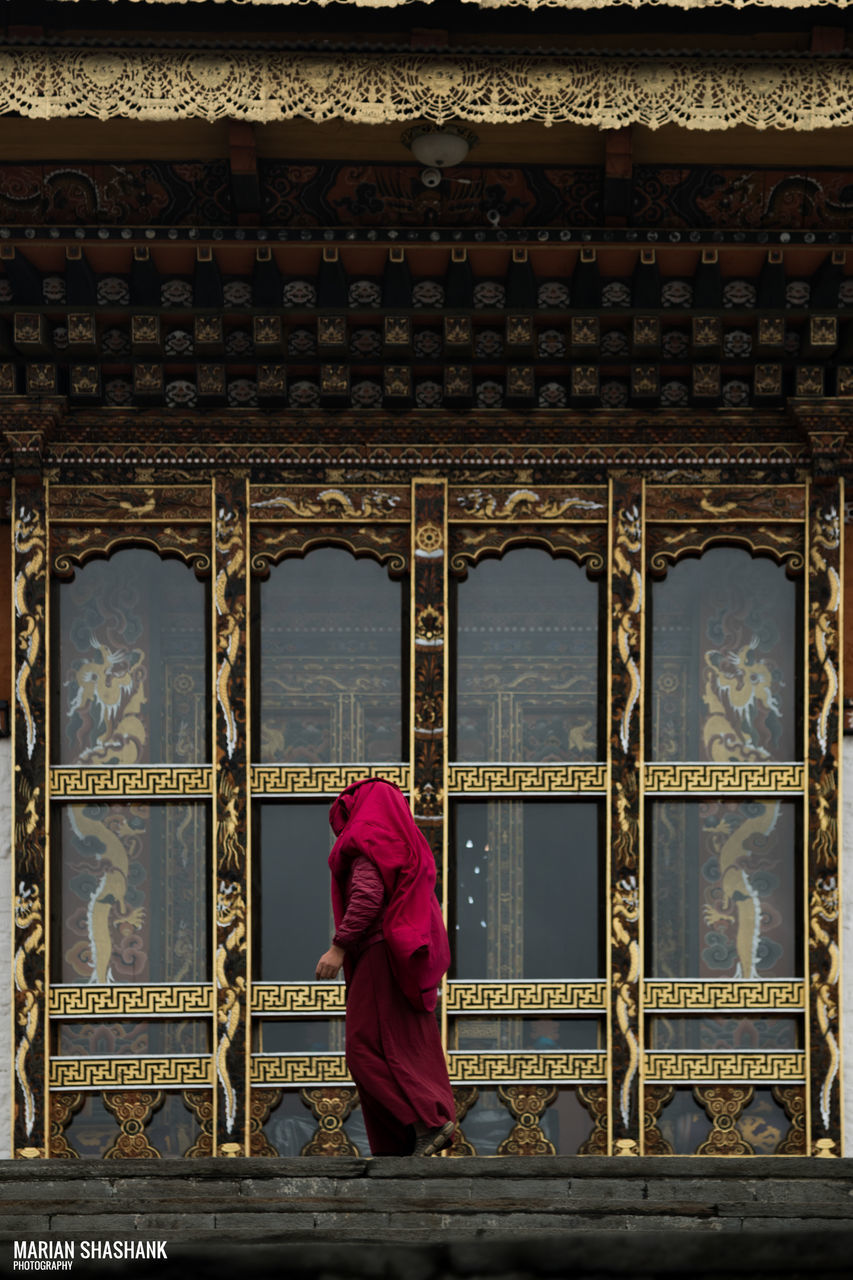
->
315 944 345 980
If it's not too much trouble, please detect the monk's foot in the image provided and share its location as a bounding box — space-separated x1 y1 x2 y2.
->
411 1121 455 1157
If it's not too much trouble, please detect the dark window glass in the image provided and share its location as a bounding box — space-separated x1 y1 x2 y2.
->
454 801 602 979
56 1021 209 1056
648 1016 801 1052
455 549 600 762
259 548 403 764
650 547 799 762
259 802 335 981
57 549 207 766
58 802 208 984
650 799 800 980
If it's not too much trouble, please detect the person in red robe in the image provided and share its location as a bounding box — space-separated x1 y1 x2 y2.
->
315 777 456 1156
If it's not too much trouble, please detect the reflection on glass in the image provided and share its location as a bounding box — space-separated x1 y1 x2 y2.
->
144 1094 200 1158
264 1092 317 1157
259 1020 344 1054
650 547 799 762
58 550 207 765
259 802 335 981
654 1089 714 1155
56 1021 209 1056
64 1095 119 1159
449 1017 602 1052
649 1016 801 1052
455 1086 594 1156
260 548 403 763
650 799 799 980
654 1085 793 1155
454 801 601 979
455 549 601 762
59 803 208 984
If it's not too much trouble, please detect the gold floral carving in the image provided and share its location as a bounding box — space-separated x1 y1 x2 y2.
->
48 1093 84 1159
3 51 853 130
250 1089 283 1157
300 1088 361 1156
103 1091 163 1159
447 1086 479 1157
496 1085 558 1156
577 1085 608 1154
693 1085 754 1155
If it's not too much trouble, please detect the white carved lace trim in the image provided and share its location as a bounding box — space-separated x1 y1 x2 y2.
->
1 50 852 129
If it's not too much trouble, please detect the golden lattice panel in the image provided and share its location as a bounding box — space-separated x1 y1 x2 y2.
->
50 766 213 799
50 984 214 1018
446 981 607 1013
448 1052 607 1083
50 1056 211 1090
643 981 805 1011
644 1052 806 1083
251 764 411 796
251 1054 351 1086
447 764 607 794
250 984 346 1015
643 764 804 794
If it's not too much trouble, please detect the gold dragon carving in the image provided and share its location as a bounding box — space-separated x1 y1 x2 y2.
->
809 876 840 1136
612 875 639 1129
215 881 246 1140
613 504 642 756
702 802 780 982
215 507 244 762
14 504 45 761
809 502 840 759
14 883 44 1140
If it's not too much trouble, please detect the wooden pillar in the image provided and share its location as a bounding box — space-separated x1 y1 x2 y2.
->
806 478 843 1155
213 476 250 1155
607 477 644 1154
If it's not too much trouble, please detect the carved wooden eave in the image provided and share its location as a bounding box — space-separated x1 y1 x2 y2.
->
1 46 853 129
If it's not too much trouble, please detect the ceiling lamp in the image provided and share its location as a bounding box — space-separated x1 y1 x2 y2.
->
402 124 478 169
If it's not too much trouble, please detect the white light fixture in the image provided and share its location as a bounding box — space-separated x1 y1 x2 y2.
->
402 124 478 169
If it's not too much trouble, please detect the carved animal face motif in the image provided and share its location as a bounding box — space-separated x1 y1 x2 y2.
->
15 883 41 929
706 639 782 721
217 882 245 929
67 641 144 722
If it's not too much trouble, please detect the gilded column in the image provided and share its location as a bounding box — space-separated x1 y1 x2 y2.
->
410 479 447 891
11 472 48 1157
806 478 843 1155
608 477 644 1155
213 476 250 1156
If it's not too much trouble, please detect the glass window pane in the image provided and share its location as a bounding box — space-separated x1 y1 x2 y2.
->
650 547 799 762
56 1021 209 1056
59 802 208 984
648 1016 801 1051
259 548 404 764
57 549 207 766
454 801 602 979
650 799 800 980
259 802 335 981
449 1017 602 1052
455 549 601 762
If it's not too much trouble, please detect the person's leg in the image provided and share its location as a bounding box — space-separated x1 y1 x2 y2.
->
345 945 421 1154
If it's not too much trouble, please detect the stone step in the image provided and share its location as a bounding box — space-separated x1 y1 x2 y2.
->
1 1157 852 1276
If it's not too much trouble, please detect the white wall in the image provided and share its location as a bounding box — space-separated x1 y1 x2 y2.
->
843 738 853 1156
0 738 12 1158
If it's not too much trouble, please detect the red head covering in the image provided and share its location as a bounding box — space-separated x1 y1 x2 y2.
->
329 777 450 1012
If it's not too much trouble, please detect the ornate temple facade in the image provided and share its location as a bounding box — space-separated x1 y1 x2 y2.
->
2 0 851 1163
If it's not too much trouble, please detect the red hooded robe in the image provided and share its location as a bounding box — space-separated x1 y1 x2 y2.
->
329 777 450 1012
